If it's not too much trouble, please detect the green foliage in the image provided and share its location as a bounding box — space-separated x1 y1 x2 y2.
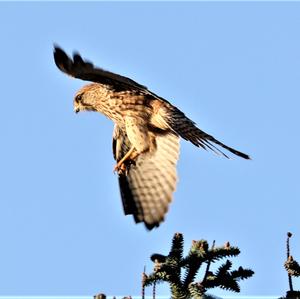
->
202 261 253 292
143 233 254 299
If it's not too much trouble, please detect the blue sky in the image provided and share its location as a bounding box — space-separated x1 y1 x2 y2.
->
1 2 300 297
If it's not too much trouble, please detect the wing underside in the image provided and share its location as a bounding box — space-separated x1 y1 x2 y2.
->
112 125 180 230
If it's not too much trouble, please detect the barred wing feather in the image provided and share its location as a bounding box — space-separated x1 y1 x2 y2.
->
112 125 180 230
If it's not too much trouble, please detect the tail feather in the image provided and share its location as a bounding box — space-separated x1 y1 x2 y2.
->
165 106 250 160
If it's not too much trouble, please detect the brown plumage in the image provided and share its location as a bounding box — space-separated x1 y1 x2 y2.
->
53 45 250 230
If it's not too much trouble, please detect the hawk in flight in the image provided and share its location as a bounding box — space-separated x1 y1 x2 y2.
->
53 46 250 230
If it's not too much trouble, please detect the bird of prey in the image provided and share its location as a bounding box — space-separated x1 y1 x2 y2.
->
53 45 250 230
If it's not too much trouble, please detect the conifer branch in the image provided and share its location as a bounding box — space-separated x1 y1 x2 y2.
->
144 233 254 298
202 240 216 287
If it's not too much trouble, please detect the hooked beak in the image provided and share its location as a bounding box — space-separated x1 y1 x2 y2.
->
74 108 80 114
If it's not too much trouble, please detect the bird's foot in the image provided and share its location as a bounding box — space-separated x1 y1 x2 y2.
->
113 159 136 175
113 161 127 174
113 147 139 175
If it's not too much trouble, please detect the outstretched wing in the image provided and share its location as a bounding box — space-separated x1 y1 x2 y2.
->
112 125 180 230
53 45 148 92
163 105 250 160
53 45 172 101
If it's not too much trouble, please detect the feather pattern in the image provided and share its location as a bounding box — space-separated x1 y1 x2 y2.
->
164 105 250 160
54 45 250 230
113 125 180 230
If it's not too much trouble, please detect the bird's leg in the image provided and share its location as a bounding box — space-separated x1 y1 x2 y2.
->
114 146 139 174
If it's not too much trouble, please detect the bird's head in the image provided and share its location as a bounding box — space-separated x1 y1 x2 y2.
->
73 84 98 114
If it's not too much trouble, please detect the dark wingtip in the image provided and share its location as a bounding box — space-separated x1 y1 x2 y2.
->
73 51 83 62
53 44 67 62
220 142 251 160
237 152 251 160
73 51 94 69
244 154 251 160
53 44 73 75
145 222 160 231
53 43 60 51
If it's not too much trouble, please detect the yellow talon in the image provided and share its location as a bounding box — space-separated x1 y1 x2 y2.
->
113 146 140 175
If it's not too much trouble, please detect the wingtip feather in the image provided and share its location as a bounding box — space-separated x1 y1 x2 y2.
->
53 45 74 75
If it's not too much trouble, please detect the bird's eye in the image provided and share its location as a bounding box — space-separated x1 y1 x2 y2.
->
75 94 82 103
